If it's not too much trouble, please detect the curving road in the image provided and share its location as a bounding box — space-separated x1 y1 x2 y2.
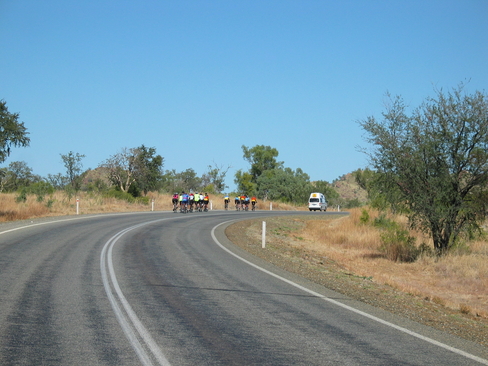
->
0 210 487 365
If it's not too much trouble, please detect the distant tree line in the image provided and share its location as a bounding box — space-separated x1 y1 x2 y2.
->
233 144 341 206
0 98 357 208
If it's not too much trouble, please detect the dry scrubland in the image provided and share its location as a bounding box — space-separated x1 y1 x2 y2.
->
268 209 488 319
1 191 487 320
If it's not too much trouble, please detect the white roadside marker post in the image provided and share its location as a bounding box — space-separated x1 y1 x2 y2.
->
262 221 266 248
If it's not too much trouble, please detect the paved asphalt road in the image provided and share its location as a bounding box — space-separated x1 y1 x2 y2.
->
0 210 487 365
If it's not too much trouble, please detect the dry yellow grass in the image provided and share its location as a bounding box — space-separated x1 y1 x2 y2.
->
294 207 488 318
0 191 169 220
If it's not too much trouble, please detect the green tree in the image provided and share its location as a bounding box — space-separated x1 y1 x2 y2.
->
133 145 164 196
353 168 393 210
0 100 30 163
160 169 179 193
235 144 283 196
0 167 7 192
102 147 139 193
27 181 55 202
3 161 41 191
358 85 488 254
242 145 283 183
256 167 312 202
201 163 230 194
234 170 256 195
61 151 85 194
175 168 202 193
46 173 69 190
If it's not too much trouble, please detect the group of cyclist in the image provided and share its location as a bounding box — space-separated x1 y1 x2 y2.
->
172 192 210 213
224 194 257 211
173 192 258 213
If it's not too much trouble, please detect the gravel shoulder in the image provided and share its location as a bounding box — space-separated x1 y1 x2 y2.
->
225 216 488 348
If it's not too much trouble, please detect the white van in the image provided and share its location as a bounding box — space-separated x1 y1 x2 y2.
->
308 192 328 211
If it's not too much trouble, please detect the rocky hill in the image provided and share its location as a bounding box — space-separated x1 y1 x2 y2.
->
332 172 368 204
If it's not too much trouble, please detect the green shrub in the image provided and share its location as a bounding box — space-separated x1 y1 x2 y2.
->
85 179 109 193
359 209 370 224
373 212 399 230
28 181 55 199
104 189 137 203
16 188 27 203
136 196 150 205
344 198 363 208
379 227 419 262
103 189 149 205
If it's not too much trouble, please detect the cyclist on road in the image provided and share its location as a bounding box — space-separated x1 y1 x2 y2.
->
198 193 204 211
189 192 194 212
244 195 250 210
203 193 210 211
172 193 179 212
180 191 189 212
224 194 230 210
240 194 246 211
193 191 200 211
251 196 257 211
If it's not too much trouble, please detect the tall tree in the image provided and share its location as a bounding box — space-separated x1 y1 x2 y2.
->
242 145 283 183
61 151 85 193
235 144 283 196
47 173 69 190
133 145 164 196
3 161 41 191
0 168 7 192
175 168 202 193
201 163 231 194
353 168 393 210
0 100 30 163
359 84 488 254
234 170 256 196
102 147 140 193
256 167 312 202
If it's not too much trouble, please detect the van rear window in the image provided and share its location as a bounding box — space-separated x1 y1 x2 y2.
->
309 198 319 202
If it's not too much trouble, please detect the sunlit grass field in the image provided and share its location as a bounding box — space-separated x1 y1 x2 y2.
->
296 208 488 319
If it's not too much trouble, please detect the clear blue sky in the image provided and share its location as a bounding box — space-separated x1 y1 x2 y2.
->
1 0 487 192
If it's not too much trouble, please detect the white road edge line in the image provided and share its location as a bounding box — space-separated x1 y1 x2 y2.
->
101 219 173 366
211 220 488 366
0 213 173 365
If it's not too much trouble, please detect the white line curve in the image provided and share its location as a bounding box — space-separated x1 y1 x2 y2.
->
211 220 488 366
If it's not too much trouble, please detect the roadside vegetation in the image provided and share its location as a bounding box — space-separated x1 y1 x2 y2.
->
295 208 488 319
